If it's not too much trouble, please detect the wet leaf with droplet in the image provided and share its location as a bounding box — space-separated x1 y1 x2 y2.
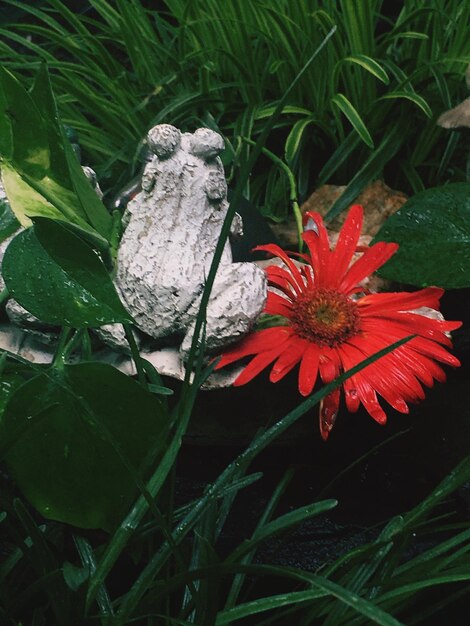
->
2 218 132 327
373 183 470 288
0 363 168 530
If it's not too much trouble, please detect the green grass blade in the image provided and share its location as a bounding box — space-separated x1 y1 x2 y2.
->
342 54 390 84
223 469 294 611
73 535 114 617
324 119 405 222
378 572 470 605
403 454 470 528
284 116 317 166
12 499 70 624
216 589 328 625
316 130 361 185
378 91 432 118
307 574 404 626
226 500 338 565
331 93 374 148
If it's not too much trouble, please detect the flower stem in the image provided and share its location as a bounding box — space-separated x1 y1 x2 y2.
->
52 326 72 371
123 324 147 389
241 137 303 251
0 287 10 307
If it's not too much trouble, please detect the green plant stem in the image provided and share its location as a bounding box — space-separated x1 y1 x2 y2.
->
0 287 10 306
73 535 114 619
51 326 72 371
241 137 303 250
316 428 410 499
61 329 84 362
124 324 147 389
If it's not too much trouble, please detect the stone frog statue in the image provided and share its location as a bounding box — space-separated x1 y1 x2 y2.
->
115 124 267 358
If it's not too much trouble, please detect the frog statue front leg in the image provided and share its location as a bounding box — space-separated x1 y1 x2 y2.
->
115 124 267 359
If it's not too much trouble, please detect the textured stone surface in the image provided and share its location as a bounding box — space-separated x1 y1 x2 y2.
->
116 124 267 357
271 180 408 247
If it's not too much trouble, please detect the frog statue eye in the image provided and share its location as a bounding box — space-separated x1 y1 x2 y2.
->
189 127 224 160
147 124 181 159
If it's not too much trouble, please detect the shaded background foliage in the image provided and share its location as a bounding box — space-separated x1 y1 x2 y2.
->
0 0 468 219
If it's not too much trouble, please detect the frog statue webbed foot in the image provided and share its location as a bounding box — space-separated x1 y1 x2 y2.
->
116 124 267 360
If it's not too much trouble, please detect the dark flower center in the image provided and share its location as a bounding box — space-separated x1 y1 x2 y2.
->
291 288 360 347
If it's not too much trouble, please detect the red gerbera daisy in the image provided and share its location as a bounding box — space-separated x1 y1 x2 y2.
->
216 205 462 440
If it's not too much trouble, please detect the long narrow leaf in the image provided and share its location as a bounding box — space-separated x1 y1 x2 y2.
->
331 93 374 148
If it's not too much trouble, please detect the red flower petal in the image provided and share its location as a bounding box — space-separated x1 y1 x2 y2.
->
265 265 301 297
356 378 387 424
408 337 461 366
338 342 410 413
270 338 308 382
358 287 444 313
320 389 340 440
318 349 340 383
302 212 333 286
254 244 305 293
340 242 398 293
298 343 320 396
265 291 293 317
347 334 426 403
234 346 286 386
360 316 453 347
359 323 460 367
330 204 363 284
215 327 293 368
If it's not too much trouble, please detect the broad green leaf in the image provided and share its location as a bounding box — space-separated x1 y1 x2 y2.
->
0 74 12 159
2 218 132 327
378 91 433 118
341 55 390 84
0 65 49 177
0 64 112 240
63 561 90 591
1 163 76 227
373 183 470 288
331 93 374 148
0 372 24 419
0 363 168 530
32 64 112 236
30 63 71 188
0 196 19 244
61 136 113 237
